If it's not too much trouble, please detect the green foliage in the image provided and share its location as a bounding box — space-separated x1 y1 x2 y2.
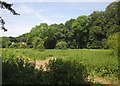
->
44 37 57 49
87 1 120 49
9 37 18 43
107 32 119 49
19 44 27 48
2 48 118 81
0 37 11 48
2 49 118 86
65 18 75 30
72 15 89 48
1 1 120 84
107 32 119 55
56 41 67 49
2 51 90 84
32 37 44 49
8 43 27 49
1 1 120 49
9 43 19 48
2 58 43 84
45 59 89 84
36 44 45 51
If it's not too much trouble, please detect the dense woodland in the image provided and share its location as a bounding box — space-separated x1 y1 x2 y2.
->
1 1 120 50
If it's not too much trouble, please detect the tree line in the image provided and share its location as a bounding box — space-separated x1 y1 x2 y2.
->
1 1 120 50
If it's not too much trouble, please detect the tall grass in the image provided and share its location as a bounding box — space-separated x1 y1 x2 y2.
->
1 48 119 82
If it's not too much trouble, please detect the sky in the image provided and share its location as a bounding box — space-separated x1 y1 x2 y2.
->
0 0 116 37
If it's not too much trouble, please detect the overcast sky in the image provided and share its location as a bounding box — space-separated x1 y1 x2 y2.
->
0 0 116 37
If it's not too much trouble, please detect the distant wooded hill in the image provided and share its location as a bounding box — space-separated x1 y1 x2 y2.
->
1 1 120 50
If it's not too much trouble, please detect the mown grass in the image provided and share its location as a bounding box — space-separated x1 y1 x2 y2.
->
1 48 119 83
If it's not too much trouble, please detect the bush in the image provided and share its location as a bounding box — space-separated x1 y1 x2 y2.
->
56 41 67 49
9 43 19 48
2 57 90 84
36 44 45 51
28 44 33 48
107 32 119 56
2 57 43 84
0 37 11 48
32 37 44 49
44 59 89 84
19 44 27 48
2 50 90 84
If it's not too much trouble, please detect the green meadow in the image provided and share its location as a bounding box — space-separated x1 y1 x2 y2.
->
1 48 118 83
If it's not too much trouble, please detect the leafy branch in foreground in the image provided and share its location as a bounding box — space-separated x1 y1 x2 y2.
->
0 1 20 32
0 17 7 32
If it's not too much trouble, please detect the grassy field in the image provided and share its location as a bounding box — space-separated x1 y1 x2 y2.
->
1 48 119 83
1 48 116 59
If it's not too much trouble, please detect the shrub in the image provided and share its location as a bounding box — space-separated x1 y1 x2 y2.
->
56 41 67 49
107 32 119 56
2 57 43 84
28 44 33 48
19 44 27 48
32 37 44 49
0 37 11 48
9 43 19 48
2 55 89 84
44 59 89 84
36 44 45 51
6 41 12 48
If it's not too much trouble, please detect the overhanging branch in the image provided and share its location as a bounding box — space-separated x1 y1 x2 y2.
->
0 1 20 32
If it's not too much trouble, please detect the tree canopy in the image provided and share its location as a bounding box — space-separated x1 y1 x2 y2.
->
1 1 120 50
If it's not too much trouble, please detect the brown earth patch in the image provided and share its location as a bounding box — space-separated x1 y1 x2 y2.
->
93 77 111 84
88 76 119 84
34 57 55 70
